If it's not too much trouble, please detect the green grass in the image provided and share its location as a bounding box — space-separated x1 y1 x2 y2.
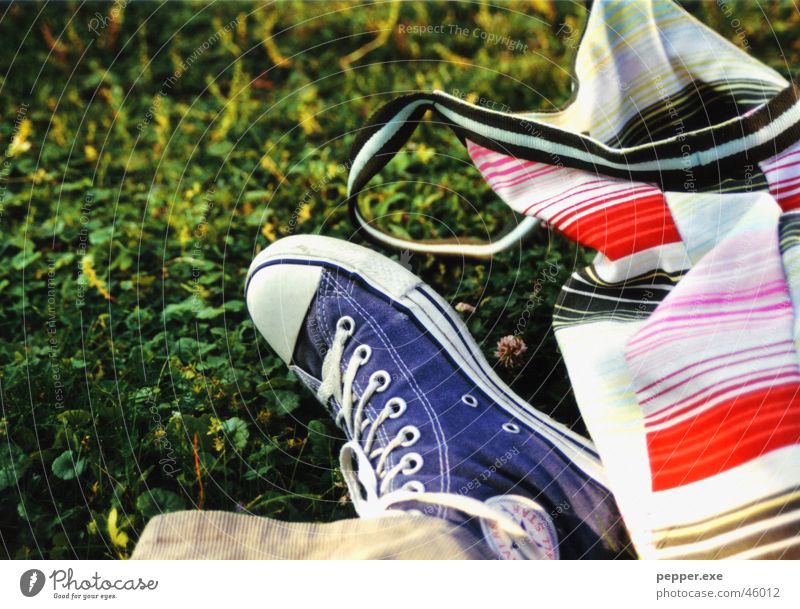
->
1 1 798 559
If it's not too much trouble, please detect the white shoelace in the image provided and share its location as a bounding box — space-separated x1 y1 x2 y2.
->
317 315 528 538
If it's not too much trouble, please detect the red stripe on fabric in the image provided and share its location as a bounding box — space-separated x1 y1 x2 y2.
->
547 186 658 225
556 193 681 259
647 383 800 491
486 164 560 189
764 174 800 190
525 180 625 217
774 193 800 211
467 141 679 259
761 151 800 211
644 369 800 424
761 154 800 175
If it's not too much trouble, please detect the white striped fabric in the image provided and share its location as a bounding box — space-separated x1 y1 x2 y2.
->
343 0 800 558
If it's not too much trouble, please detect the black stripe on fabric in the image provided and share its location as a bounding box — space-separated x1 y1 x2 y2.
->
612 79 785 148
435 82 800 169
553 313 654 327
553 300 655 326
347 114 429 233
583 266 687 288
346 95 434 247
347 93 434 196
552 266 684 327
562 279 674 304
653 491 800 550
625 83 800 166
348 83 800 208
779 212 800 253
695 172 769 195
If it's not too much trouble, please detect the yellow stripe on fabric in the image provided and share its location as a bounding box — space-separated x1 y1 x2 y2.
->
652 510 800 560
651 491 800 542
583 54 770 122
580 12 688 79
583 266 685 287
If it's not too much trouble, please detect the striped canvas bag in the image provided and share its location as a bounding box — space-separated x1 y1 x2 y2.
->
343 0 800 558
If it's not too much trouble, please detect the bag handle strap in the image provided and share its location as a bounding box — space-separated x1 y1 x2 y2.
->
345 86 800 257
345 92 540 259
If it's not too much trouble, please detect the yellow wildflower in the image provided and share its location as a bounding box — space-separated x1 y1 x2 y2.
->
261 11 292 68
530 0 556 20
184 182 202 200
32 168 49 184
298 204 312 223
298 109 321 135
81 256 112 301
107 507 129 550
261 222 277 242
207 417 222 435
8 118 32 157
416 143 436 164
259 152 286 182
178 224 190 247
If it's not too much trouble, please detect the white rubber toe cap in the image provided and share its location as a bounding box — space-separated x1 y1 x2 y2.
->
246 261 323 364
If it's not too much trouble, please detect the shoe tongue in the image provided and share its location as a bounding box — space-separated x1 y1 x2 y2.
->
290 294 325 379
480 496 560 560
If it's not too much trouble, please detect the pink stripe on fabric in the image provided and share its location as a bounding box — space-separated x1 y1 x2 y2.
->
663 280 787 306
624 315 793 358
476 155 527 173
548 187 663 226
635 340 794 394
483 164 559 188
764 173 800 189
761 152 800 173
657 285 789 308
641 359 799 411
628 303 791 340
625 215 799 487
524 182 625 216
485 165 566 193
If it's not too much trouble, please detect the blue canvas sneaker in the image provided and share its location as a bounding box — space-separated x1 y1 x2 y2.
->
246 235 631 559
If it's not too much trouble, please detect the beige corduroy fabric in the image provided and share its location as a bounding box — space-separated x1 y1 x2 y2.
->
131 510 493 560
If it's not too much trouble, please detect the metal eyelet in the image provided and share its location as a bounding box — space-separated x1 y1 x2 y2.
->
502 422 521 434
370 370 391 391
400 452 424 475
403 480 425 493
386 397 407 418
461 394 478 408
337 316 355 335
354 344 372 364
399 425 420 447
